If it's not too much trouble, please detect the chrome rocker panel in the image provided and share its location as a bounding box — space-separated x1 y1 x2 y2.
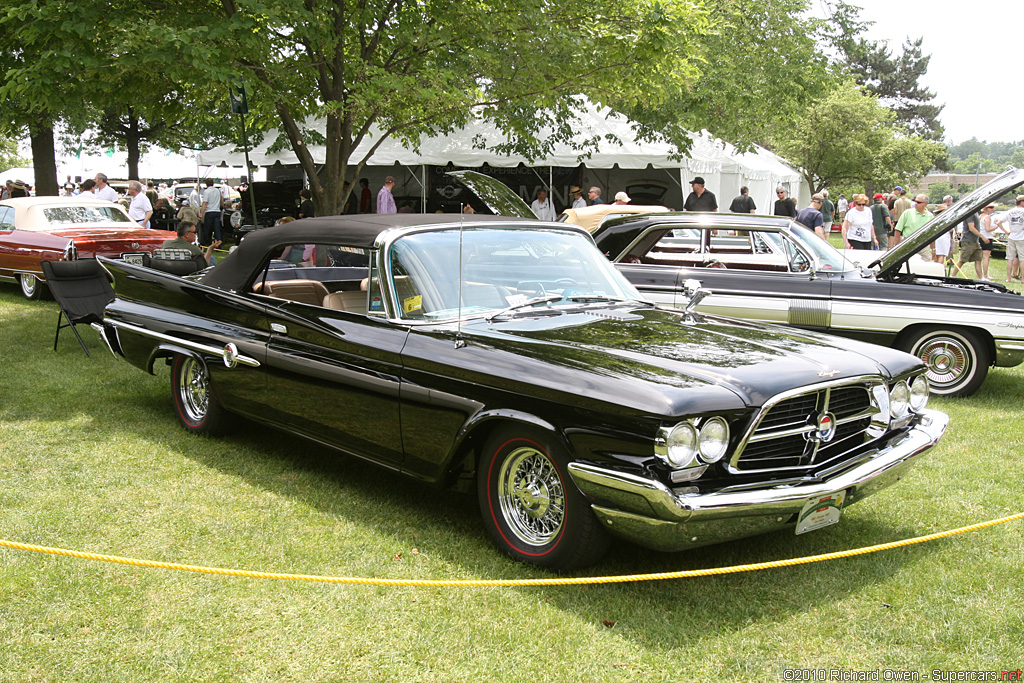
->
568 408 949 552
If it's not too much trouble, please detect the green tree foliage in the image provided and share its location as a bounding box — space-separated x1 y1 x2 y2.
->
947 138 1024 174
772 86 945 193
822 2 944 140
0 138 29 172
3 0 833 215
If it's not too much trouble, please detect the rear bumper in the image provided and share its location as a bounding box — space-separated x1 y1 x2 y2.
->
567 408 948 552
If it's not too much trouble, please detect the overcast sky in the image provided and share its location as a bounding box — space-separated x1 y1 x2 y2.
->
812 0 1021 144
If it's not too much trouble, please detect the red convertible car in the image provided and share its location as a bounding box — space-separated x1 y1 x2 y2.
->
0 196 176 299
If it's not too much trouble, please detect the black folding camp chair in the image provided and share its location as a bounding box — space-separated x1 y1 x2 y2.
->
39 260 115 357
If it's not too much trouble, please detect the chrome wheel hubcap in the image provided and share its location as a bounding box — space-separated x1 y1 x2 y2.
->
20 274 37 297
917 337 970 390
497 446 565 547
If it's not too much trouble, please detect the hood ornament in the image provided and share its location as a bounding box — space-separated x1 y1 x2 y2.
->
818 369 841 378
683 279 710 313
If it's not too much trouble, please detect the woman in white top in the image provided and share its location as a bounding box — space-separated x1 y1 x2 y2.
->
842 193 876 250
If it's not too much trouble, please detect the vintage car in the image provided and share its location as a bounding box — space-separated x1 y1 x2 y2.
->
93 215 947 569
589 168 1024 397
0 196 177 300
559 203 671 232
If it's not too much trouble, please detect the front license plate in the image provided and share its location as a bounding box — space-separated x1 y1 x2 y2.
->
795 491 845 535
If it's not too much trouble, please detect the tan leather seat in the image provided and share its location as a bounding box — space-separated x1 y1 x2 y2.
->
323 290 368 314
254 279 330 306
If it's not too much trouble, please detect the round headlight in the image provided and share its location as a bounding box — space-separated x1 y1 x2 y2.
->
665 422 698 468
698 417 730 463
909 375 929 411
890 380 910 418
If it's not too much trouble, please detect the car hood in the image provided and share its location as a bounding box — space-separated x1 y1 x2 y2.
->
873 166 1024 278
459 305 913 414
239 182 296 210
447 170 538 219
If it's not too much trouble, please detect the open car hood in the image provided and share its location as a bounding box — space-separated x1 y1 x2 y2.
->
447 170 538 219
872 166 1024 278
240 182 296 211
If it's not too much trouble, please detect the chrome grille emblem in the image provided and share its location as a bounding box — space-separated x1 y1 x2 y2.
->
813 412 837 443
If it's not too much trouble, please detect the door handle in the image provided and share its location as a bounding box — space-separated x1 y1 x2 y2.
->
270 323 287 334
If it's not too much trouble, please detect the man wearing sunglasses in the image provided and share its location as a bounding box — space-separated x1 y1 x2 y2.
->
894 194 933 240
161 221 222 265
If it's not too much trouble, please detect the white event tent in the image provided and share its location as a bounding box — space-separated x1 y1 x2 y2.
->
197 101 804 212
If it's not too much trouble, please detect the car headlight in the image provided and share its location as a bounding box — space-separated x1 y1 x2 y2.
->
698 417 730 463
909 375 929 412
664 422 698 468
890 380 910 418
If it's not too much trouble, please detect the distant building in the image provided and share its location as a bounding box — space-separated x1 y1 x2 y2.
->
910 172 1001 197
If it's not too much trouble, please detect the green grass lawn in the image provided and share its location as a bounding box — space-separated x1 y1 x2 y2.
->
2 285 1023 682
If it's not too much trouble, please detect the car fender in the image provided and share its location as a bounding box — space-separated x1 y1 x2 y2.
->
441 408 562 489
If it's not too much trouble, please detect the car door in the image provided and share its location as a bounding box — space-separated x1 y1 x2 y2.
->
624 225 835 330
261 298 408 466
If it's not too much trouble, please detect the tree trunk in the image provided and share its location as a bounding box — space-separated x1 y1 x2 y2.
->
126 114 141 180
29 120 58 197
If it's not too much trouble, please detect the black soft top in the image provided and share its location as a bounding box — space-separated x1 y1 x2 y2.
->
200 213 534 290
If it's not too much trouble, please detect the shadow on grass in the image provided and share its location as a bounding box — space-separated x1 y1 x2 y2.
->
0 288 953 652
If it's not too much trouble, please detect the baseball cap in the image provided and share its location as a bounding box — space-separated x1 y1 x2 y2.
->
689 177 705 185
873 193 884 199
811 193 824 203
614 191 631 203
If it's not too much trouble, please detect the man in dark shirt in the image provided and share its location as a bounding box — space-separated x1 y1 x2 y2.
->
297 188 315 219
870 193 893 249
728 186 756 213
773 187 797 217
683 177 718 212
796 194 826 239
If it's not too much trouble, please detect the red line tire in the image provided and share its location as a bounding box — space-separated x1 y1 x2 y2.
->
170 354 231 435
478 427 609 570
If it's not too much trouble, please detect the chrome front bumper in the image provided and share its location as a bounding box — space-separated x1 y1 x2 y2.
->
567 408 949 552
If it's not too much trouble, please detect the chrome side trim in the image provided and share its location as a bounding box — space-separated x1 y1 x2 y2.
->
89 322 120 358
105 319 261 368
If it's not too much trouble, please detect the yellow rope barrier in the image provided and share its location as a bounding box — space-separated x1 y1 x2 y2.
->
2 511 1022 587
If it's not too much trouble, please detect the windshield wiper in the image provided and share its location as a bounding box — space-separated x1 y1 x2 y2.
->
486 293 565 322
565 294 652 306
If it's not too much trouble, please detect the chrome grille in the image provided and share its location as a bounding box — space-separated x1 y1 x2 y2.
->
730 379 881 473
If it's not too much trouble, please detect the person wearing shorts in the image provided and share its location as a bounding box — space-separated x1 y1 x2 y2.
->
955 212 983 279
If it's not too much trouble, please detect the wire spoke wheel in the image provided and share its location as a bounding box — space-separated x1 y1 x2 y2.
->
177 357 210 423
496 446 566 547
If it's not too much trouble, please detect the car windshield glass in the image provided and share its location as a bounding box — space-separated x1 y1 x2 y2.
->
387 227 642 321
787 224 857 272
40 205 134 227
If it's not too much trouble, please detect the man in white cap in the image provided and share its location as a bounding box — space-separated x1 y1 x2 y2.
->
683 176 717 212
613 191 630 205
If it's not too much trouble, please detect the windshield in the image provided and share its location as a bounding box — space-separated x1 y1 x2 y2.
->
787 223 857 273
387 227 642 321
40 205 133 227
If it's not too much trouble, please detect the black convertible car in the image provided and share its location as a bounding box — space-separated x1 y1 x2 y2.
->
94 214 947 569
590 168 1024 397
